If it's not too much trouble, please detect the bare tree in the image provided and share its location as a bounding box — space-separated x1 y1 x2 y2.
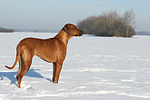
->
77 9 136 37
123 9 136 37
102 10 118 30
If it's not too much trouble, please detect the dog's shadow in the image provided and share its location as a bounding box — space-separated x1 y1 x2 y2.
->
0 68 52 85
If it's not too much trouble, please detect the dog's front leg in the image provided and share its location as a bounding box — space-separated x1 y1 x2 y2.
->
52 62 63 83
52 62 56 82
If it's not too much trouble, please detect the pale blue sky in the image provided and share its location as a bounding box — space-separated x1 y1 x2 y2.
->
0 0 150 31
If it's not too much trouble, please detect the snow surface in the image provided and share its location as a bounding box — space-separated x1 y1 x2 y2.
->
0 32 150 100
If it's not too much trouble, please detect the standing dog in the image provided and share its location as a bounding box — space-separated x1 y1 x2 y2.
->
5 23 84 88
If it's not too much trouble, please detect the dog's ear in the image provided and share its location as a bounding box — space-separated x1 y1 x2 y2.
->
63 24 71 35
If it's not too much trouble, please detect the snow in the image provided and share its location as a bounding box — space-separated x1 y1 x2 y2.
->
0 32 150 100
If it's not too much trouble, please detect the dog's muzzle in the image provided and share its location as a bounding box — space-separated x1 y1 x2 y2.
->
78 30 84 36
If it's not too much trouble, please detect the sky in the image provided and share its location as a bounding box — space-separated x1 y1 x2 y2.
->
0 0 150 31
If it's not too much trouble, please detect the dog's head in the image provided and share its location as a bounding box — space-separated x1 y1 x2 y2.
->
63 23 84 37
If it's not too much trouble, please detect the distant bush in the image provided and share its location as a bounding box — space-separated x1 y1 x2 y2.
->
0 27 14 32
77 9 136 37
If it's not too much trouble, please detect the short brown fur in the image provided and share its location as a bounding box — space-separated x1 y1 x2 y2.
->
5 23 84 88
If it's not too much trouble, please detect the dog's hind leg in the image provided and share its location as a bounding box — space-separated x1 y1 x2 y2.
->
16 54 23 80
16 53 33 88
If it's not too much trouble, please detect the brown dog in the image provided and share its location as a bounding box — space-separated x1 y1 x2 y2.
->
5 23 84 88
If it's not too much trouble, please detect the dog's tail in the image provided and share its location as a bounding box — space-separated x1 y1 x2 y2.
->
5 52 19 69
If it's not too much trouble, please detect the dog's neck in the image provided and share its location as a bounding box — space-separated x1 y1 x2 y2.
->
54 30 71 47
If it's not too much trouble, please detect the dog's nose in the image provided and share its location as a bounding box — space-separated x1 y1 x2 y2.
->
79 30 84 36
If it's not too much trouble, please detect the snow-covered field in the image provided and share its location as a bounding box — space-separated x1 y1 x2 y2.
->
0 32 150 100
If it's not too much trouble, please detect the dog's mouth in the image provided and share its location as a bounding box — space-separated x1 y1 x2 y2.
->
75 33 83 36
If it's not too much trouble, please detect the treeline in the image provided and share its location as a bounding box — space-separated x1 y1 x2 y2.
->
0 27 14 32
77 9 136 37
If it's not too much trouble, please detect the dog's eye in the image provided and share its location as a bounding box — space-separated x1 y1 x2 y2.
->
75 28 77 30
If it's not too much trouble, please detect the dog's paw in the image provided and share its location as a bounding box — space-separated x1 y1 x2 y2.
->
17 83 20 88
53 81 58 83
